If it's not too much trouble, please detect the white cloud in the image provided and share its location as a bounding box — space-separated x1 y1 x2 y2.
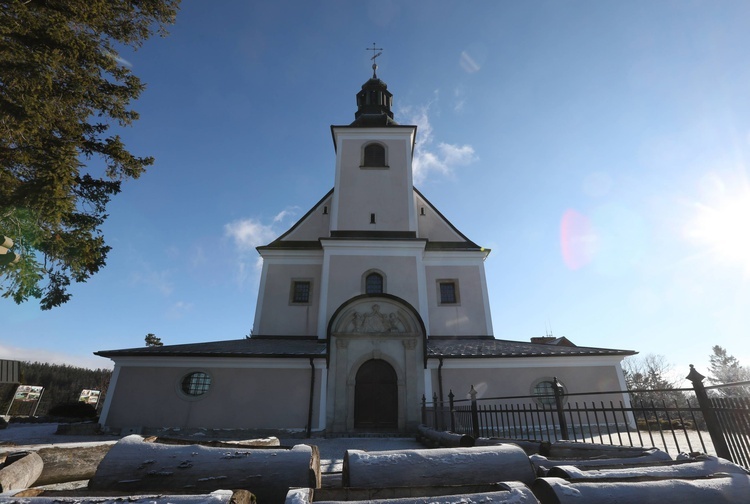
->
401 103 478 184
166 300 194 320
272 206 301 224
224 218 278 251
224 216 287 286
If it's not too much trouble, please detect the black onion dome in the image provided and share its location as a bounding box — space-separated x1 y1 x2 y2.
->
351 76 399 126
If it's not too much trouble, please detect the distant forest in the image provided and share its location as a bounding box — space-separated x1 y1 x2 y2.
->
1 362 112 418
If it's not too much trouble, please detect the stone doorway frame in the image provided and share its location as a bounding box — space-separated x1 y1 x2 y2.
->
326 294 426 434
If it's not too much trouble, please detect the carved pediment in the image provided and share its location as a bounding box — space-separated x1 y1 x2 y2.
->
332 301 415 334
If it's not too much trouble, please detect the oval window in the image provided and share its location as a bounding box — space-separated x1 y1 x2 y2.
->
181 371 211 396
532 379 564 406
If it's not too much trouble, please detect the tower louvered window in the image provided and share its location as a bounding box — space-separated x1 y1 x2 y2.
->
363 143 386 167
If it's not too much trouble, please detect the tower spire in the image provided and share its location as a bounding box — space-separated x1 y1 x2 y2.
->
366 43 383 78
352 44 396 126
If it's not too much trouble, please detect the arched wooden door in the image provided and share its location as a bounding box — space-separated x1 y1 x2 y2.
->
354 359 398 429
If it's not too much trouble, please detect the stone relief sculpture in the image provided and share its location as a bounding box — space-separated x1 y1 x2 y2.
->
339 304 409 333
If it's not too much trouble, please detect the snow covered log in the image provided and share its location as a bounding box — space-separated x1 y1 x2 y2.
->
546 441 668 459
531 473 750 504
88 435 319 503
145 435 281 447
342 444 536 488
287 481 540 504
530 448 672 475
0 451 43 492
7 489 254 503
475 437 546 455
416 425 474 447
546 454 749 479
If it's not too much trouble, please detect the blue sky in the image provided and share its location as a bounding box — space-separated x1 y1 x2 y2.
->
4 1 750 383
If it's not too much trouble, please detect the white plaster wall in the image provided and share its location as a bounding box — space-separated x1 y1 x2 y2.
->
335 138 412 231
104 362 323 430
414 192 466 242
425 264 490 336
325 254 420 320
432 361 625 406
256 262 322 335
282 195 332 241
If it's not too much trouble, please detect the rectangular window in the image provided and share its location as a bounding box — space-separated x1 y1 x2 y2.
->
438 280 459 305
291 280 311 304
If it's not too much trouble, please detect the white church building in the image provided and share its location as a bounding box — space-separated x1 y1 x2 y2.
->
96 70 634 435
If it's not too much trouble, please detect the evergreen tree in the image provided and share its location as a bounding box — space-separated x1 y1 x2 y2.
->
1 0 180 309
145 333 163 347
708 345 750 396
2 361 112 417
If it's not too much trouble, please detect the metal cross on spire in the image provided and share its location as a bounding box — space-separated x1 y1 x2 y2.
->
366 43 383 78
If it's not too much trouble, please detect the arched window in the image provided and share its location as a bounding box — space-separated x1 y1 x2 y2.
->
363 143 386 167
365 272 384 294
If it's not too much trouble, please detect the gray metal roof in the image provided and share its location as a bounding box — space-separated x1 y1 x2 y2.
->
95 337 327 359
426 337 635 358
96 336 634 360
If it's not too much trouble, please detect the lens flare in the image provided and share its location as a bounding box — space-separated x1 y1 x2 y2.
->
560 209 597 270
684 171 750 276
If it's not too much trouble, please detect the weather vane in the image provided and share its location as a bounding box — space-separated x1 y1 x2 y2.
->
366 42 383 78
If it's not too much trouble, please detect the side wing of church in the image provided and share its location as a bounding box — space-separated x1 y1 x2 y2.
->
96 71 634 435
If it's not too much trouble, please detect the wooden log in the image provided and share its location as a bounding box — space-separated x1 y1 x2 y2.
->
286 487 313 504
32 443 114 486
475 437 546 455
546 454 749 480
546 440 666 459
416 425 474 448
7 489 255 503
343 445 536 488
530 449 672 476
291 482 539 504
88 434 319 504
0 451 43 492
144 436 281 448
531 474 750 504
293 481 540 503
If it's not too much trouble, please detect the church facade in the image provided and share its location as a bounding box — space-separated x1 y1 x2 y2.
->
96 72 634 435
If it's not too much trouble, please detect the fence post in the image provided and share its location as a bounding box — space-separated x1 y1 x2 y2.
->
469 385 480 439
553 377 569 440
448 389 456 433
437 390 444 431
433 392 439 430
687 365 732 460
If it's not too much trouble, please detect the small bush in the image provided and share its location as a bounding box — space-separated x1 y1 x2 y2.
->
635 417 697 431
47 401 97 419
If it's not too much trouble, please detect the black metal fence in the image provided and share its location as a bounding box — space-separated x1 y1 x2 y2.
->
421 365 750 469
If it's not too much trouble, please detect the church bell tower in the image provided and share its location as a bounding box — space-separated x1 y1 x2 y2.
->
329 63 418 235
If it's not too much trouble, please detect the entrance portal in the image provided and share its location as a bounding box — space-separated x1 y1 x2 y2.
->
354 359 398 429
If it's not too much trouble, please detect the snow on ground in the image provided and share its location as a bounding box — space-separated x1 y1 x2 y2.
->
0 422 119 446
0 422 717 473
0 423 423 472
